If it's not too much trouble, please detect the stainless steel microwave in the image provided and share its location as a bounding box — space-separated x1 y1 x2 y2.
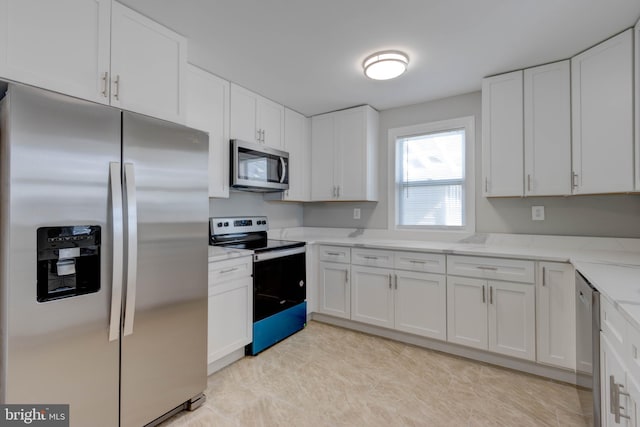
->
231 139 289 192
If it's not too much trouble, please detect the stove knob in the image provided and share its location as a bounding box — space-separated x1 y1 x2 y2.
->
217 222 223 227
299 280 304 287
224 222 229 226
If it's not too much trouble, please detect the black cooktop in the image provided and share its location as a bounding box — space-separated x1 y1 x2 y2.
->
217 238 305 253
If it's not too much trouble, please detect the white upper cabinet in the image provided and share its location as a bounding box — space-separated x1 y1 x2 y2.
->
111 1 186 124
185 64 230 198
282 108 310 201
0 0 111 104
0 0 187 124
571 29 634 194
482 70 523 197
311 105 378 201
524 61 572 196
230 83 284 149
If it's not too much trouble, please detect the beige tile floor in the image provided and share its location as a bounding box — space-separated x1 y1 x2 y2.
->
161 321 589 426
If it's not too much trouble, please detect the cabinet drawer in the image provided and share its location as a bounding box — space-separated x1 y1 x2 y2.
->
394 251 445 274
318 245 351 264
351 248 394 268
601 296 626 355
446 255 534 283
208 256 253 288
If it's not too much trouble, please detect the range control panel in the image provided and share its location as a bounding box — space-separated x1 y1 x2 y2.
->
210 216 268 236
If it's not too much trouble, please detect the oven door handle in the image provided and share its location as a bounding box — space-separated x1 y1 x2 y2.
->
254 246 306 262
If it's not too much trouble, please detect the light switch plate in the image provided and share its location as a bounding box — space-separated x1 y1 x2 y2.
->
532 206 545 221
353 208 361 219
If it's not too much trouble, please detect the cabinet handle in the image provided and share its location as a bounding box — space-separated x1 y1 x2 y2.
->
256 129 261 142
484 178 488 193
489 286 493 304
101 72 109 98
482 285 485 303
345 270 348 283
261 129 265 143
394 274 398 290
113 74 120 100
337 186 340 198
476 266 498 271
219 267 238 274
363 255 378 260
572 172 579 189
332 186 336 198
542 266 546 287
388 274 392 289
527 174 531 192
326 252 342 256
409 260 426 264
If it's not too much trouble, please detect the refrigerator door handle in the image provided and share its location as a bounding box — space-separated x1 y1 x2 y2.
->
109 162 124 342
123 163 138 337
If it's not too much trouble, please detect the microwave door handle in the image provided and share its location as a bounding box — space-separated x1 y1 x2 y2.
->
280 157 287 184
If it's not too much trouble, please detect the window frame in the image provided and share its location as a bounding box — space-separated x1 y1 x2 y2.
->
387 116 476 233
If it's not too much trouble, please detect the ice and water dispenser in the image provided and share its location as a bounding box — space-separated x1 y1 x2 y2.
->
36 225 101 302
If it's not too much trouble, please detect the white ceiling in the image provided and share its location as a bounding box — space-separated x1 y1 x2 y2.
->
119 0 640 117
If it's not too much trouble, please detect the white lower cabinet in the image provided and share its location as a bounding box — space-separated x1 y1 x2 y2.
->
447 276 488 350
208 256 252 364
351 263 447 340
447 275 535 360
394 270 446 340
602 333 633 426
536 262 576 370
317 261 351 319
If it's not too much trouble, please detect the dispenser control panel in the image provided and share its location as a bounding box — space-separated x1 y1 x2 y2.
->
36 226 101 302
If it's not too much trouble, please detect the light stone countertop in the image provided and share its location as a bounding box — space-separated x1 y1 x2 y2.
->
268 227 640 331
208 245 254 263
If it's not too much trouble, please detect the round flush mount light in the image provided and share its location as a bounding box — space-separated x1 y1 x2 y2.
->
363 50 409 80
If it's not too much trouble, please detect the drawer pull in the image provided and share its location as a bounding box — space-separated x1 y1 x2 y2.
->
476 266 498 271
409 260 426 264
219 267 239 274
326 252 342 256
482 285 485 303
363 255 379 260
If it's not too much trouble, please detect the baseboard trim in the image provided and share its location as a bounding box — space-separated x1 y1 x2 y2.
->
311 313 576 385
207 348 245 376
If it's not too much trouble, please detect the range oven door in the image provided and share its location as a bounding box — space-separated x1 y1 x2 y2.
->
252 246 306 322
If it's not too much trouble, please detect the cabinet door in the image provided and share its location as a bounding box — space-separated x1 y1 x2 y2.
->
481 70 523 197
536 262 576 369
317 262 350 319
230 83 259 143
351 266 394 328
111 2 186 123
524 61 572 196
446 276 488 350
602 334 632 427
488 280 535 361
335 107 366 200
571 29 634 194
185 64 230 198
395 271 446 340
311 113 336 200
283 108 310 201
208 276 252 363
258 96 284 149
0 0 111 104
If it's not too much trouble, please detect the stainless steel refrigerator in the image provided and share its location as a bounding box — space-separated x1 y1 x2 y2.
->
0 84 208 426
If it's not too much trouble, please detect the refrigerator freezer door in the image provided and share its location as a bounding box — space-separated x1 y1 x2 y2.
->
0 85 121 426
120 112 208 427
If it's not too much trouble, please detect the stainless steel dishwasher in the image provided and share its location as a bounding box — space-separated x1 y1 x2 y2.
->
576 270 601 427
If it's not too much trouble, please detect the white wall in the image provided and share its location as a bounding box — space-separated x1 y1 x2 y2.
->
303 91 640 238
209 192 303 230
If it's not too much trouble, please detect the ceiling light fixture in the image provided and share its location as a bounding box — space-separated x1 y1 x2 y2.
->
363 50 409 80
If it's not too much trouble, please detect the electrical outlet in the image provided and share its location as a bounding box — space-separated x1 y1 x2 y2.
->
353 208 361 219
532 206 545 221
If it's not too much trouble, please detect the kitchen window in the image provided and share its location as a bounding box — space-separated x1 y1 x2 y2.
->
388 116 475 231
